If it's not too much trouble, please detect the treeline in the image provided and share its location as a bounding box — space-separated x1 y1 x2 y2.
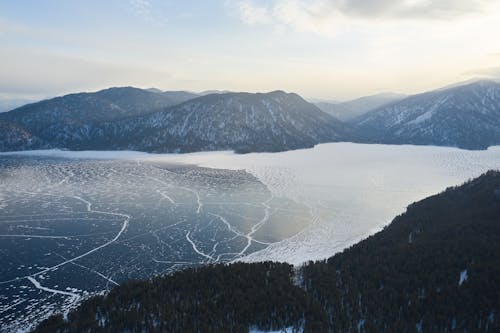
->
33 171 500 333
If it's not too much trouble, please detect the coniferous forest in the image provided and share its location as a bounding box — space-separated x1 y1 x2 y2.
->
32 171 500 333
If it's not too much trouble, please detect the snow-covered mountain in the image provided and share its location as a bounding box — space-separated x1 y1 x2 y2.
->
0 90 345 153
89 91 346 153
315 93 405 121
352 80 500 149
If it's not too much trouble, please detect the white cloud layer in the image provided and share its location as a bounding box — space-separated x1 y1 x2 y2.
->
328 0 492 19
237 0 498 36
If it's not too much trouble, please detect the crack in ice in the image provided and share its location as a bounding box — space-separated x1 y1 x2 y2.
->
185 231 214 262
27 276 80 300
0 192 130 285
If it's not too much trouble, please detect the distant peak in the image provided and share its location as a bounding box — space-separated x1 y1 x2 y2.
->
438 78 500 92
460 78 500 88
266 90 303 100
99 86 138 91
94 86 147 95
146 88 164 93
268 90 287 95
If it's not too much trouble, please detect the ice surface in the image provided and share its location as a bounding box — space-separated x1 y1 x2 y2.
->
0 156 306 332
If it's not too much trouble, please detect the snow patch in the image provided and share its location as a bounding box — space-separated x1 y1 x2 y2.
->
406 96 449 126
459 269 468 286
0 193 6 210
250 326 301 333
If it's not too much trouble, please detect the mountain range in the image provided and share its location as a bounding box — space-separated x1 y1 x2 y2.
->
314 92 405 121
0 89 346 153
1 80 500 153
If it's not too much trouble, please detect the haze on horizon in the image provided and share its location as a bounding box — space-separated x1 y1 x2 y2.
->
1 0 500 102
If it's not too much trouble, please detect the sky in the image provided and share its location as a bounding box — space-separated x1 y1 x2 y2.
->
1 0 500 101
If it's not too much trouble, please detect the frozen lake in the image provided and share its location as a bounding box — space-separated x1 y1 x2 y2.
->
1 142 500 331
147 142 500 264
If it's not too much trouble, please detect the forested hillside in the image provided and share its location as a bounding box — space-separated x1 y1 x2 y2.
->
33 262 327 333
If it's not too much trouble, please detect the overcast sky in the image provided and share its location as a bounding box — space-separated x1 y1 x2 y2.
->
1 0 500 101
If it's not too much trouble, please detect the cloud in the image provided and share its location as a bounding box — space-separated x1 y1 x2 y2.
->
236 0 497 36
328 0 492 20
236 0 344 36
129 0 152 17
129 0 168 27
273 1 344 36
238 1 272 25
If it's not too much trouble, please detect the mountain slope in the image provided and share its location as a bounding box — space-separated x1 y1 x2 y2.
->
315 93 405 121
353 80 500 149
0 120 47 151
32 170 500 332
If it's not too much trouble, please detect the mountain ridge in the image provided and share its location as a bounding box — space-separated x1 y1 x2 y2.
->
1 80 500 153
0 89 346 153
